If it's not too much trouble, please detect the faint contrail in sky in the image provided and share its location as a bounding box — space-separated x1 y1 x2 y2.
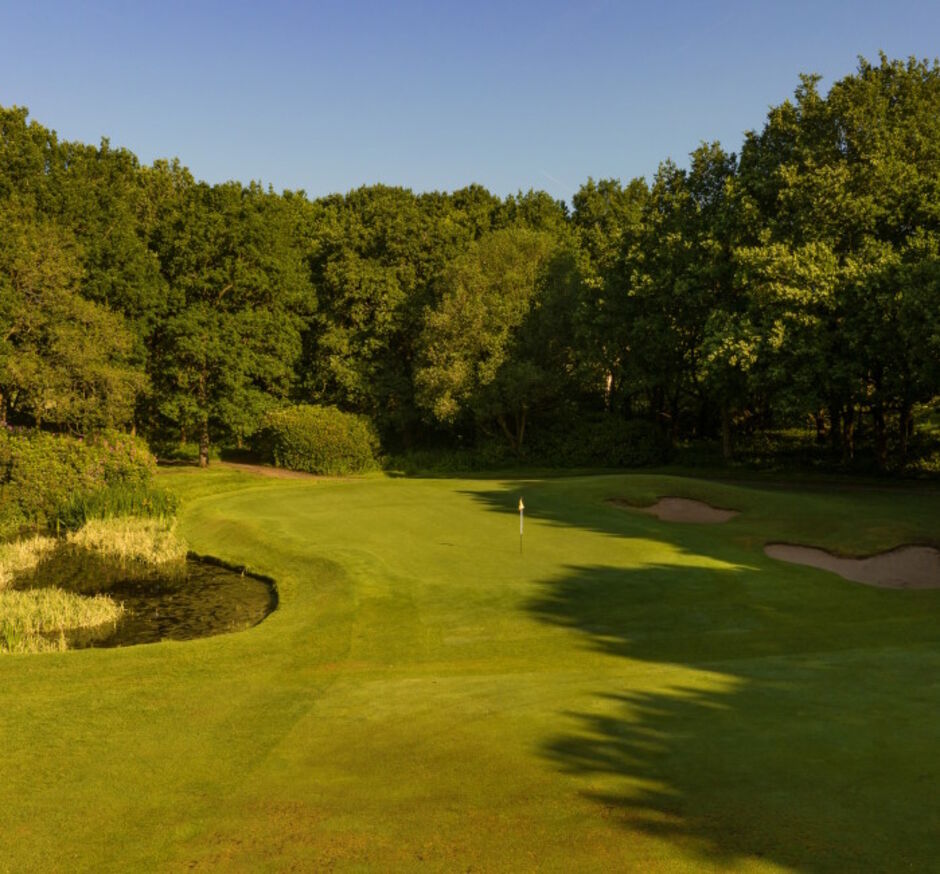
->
540 170 571 194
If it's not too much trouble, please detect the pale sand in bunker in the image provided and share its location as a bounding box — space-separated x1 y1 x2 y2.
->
765 543 940 589
607 496 739 523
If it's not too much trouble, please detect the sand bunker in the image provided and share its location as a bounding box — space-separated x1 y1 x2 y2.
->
607 497 738 523
765 543 940 589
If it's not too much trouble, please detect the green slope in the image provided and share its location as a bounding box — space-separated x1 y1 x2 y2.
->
0 470 937 872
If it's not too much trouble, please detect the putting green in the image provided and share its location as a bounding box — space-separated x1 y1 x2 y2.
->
0 470 938 872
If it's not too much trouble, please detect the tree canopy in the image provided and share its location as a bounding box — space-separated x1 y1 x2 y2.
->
0 54 937 472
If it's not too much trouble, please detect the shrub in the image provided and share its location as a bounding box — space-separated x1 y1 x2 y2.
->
385 419 670 474
384 442 513 475
0 428 158 530
255 406 379 475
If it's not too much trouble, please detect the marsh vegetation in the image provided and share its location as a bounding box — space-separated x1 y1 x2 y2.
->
1 516 274 652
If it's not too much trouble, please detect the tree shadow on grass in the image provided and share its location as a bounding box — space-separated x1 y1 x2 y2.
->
530 562 940 872
464 483 940 871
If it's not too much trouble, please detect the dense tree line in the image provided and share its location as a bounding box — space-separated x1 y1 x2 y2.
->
1 55 937 470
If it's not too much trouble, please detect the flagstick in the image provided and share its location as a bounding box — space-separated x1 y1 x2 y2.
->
518 497 524 554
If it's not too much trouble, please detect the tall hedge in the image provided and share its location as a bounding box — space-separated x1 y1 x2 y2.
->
256 406 379 475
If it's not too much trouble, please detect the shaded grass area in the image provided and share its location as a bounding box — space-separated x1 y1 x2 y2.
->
0 468 937 870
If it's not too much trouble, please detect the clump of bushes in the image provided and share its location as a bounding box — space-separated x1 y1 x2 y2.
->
254 405 380 475
0 429 160 534
525 416 671 468
385 417 671 474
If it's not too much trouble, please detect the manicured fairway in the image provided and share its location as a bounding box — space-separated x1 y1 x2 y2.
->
1 471 938 872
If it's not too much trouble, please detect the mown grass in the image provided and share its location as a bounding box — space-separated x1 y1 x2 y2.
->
67 516 187 566
0 467 937 871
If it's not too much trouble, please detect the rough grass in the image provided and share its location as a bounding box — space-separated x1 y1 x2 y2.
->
0 588 123 653
0 535 57 589
0 468 938 870
67 516 187 565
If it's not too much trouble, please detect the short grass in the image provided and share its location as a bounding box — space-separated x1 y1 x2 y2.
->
0 469 937 871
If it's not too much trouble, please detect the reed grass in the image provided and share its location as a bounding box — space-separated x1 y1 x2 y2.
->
57 483 179 529
0 588 122 653
0 536 57 590
68 517 187 566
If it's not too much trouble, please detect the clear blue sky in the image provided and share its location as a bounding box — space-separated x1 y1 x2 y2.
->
1 1 937 203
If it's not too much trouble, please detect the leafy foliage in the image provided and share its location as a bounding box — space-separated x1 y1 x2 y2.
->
255 405 380 475
0 429 156 530
0 54 938 473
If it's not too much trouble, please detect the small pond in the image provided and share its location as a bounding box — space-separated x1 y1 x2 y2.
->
14 546 277 649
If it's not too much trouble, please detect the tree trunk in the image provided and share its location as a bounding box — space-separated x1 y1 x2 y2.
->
516 406 527 453
841 407 855 463
721 404 732 461
813 411 826 444
898 403 913 463
828 402 843 455
199 418 210 468
495 414 517 454
669 391 680 445
872 404 887 471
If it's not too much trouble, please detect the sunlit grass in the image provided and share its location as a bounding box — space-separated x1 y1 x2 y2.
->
0 536 57 590
68 516 187 566
0 470 938 869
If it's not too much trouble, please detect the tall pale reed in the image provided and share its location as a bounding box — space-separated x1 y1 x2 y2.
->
0 536 57 590
0 589 123 654
68 517 187 566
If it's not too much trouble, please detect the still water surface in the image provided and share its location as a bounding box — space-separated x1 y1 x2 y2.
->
15 546 276 648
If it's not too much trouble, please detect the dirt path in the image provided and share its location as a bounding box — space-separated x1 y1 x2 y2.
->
215 461 321 480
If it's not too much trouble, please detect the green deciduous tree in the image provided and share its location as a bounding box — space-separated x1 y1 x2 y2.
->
415 227 573 452
0 200 144 431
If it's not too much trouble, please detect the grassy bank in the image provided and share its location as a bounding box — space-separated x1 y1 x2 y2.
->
0 468 937 870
